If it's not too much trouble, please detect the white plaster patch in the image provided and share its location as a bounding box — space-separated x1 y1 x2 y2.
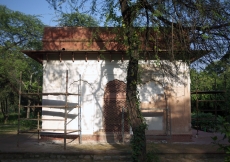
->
145 116 163 130
139 82 164 102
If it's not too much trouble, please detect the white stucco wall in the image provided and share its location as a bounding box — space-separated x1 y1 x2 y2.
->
42 59 190 135
42 60 128 134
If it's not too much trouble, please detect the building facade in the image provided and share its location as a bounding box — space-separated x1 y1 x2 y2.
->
23 27 193 142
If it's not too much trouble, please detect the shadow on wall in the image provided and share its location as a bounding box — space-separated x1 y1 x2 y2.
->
42 99 79 128
103 79 129 143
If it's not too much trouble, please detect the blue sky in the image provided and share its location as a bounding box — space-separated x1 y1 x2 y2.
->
0 0 58 26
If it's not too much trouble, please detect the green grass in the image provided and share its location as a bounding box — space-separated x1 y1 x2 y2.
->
0 113 18 124
0 124 18 134
0 112 38 134
0 113 18 134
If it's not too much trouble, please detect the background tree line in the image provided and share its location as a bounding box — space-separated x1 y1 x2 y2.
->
0 5 43 123
0 4 98 124
190 53 230 130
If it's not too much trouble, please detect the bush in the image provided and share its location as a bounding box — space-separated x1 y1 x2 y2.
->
212 116 230 161
0 113 18 124
146 143 160 162
0 112 39 129
191 112 218 132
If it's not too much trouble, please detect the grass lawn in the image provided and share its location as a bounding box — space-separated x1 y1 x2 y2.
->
0 113 18 134
0 124 18 134
0 113 38 134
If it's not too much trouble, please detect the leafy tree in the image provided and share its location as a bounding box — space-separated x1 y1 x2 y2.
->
56 10 99 27
0 5 44 123
46 0 230 161
0 5 43 51
191 54 230 117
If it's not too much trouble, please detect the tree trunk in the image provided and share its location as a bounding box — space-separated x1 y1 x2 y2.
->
126 57 147 162
1 99 9 124
131 126 147 162
27 100 31 118
119 1 147 160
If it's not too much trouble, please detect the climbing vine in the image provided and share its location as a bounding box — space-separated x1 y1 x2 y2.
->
130 122 148 162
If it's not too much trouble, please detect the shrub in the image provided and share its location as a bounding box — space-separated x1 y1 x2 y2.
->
191 112 218 132
212 116 230 161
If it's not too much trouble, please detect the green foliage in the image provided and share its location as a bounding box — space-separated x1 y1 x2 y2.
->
0 5 43 82
212 116 230 161
190 69 218 91
56 10 99 27
146 143 160 162
190 62 230 114
20 119 38 130
191 112 218 132
130 123 148 162
0 112 38 132
0 5 43 119
0 5 44 51
0 113 18 124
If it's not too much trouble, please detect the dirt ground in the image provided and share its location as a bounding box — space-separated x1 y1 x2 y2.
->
0 129 228 154
0 129 229 162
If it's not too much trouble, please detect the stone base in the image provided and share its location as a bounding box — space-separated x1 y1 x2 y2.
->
40 133 192 143
146 134 193 143
40 132 78 140
40 133 131 143
170 134 193 142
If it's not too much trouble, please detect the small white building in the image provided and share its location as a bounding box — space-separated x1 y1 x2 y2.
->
23 27 201 143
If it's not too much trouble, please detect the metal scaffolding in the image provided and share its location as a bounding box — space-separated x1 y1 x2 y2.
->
17 70 81 150
191 75 228 135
